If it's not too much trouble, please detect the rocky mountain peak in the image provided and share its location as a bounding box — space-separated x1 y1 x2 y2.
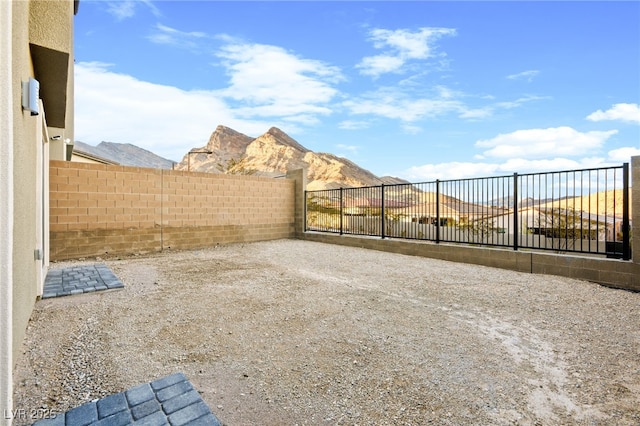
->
205 125 253 156
176 125 397 190
263 127 310 153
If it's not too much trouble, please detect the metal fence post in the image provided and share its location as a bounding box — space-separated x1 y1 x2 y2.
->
513 172 519 251
339 187 343 236
436 179 440 244
381 184 385 239
622 162 630 260
303 190 307 232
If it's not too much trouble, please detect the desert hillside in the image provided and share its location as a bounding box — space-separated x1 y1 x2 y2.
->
175 125 393 190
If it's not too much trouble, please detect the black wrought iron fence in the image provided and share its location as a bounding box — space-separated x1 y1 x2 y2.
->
305 163 631 260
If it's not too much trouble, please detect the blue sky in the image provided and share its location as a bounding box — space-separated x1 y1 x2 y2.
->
74 1 640 180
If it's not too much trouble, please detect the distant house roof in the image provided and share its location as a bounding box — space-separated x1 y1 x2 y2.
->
343 197 411 208
71 148 119 165
476 206 624 226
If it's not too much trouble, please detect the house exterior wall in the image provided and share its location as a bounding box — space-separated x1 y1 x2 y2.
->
1 0 15 420
1 1 75 422
11 0 42 383
29 0 75 143
49 162 296 260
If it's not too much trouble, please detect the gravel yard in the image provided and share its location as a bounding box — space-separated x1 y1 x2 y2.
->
13 239 640 425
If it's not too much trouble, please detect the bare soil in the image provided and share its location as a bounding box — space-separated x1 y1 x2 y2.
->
13 239 640 425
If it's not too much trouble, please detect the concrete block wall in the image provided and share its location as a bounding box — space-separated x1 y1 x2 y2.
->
49 161 295 260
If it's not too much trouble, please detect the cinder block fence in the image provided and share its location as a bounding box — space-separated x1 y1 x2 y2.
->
49 161 296 259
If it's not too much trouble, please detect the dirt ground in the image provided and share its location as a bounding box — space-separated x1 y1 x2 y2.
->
13 239 640 425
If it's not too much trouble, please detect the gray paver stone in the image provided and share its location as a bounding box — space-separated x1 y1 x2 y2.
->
65 401 98 426
131 411 168 426
183 414 222 426
131 398 162 420
43 264 124 299
150 373 188 391
156 381 194 402
94 410 133 426
126 383 155 406
97 392 128 418
162 390 202 415
167 401 212 426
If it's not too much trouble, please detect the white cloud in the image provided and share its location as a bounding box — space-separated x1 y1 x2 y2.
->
399 127 626 181
104 0 160 21
74 39 349 161
402 162 500 181
357 55 404 76
338 120 371 130
147 23 206 49
586 103 640 124
343 85 545 125
495 95 548 110
497 157 603 173
475 127 617 159
215 42 344 121
458 107 493 119
357 27 456 77
400 156 619 181
453 95 547 120
608 146 640 162
506 70 540 82
343 87 466 122
74 62 271 161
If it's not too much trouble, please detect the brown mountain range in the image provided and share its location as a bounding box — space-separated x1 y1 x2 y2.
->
175 125 406 190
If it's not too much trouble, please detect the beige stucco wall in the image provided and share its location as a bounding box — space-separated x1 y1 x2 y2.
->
1 1 75 421
29 1 74 53
1 0 15 421
11 0 41 377
29 0 74 143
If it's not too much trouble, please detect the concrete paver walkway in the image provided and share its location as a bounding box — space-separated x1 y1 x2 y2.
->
32 373 221 426
42 264 124 299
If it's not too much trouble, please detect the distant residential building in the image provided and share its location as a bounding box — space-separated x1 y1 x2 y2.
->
71 147 120 165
